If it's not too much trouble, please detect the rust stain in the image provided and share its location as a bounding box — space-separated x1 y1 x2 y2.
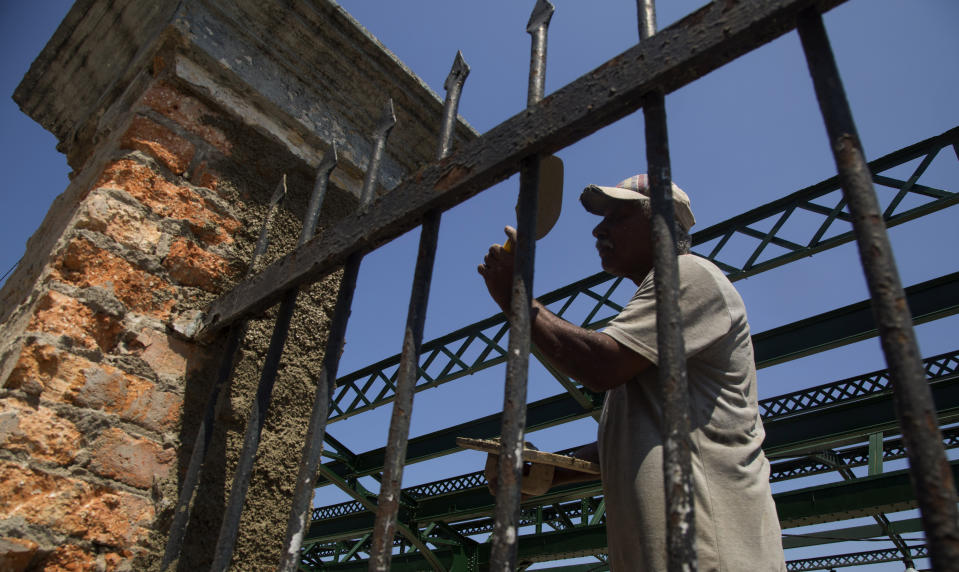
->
434 164 472 193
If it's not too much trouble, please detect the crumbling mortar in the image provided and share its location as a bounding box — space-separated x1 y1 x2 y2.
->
74 228 166 275
0 515 65 562
0 449 158 501
94 149 242 228
16 386 174 454
134 105 228 185
16 332 104 365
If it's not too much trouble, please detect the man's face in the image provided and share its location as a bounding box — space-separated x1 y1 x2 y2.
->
592 201 653 285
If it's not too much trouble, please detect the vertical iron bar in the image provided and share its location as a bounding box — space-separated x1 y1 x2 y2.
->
159 176 287 571
278 101 396 572
638 1 697 570
211 148 339 572
491 1 553 569
368 53 469 572
797 9 959 572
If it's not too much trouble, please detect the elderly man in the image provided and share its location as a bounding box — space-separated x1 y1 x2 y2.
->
478 175 785 571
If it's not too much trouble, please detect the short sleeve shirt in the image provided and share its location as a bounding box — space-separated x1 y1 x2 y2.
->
599 254 785 571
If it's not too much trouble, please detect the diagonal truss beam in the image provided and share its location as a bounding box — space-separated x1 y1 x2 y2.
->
327 127 959 422
320 274 959 482
196 0 855 338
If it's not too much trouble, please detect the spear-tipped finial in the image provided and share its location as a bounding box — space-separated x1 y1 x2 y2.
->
268 173 288 207
445 50 470 93
317 141 338 174
359 99 397 209
375 98 397 138
298 143 339 245
527 0 555 34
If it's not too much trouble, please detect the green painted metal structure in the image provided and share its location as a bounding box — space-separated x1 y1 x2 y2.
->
294 127 959 570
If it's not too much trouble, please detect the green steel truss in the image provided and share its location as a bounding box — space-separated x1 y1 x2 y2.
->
786 545 928 571
328 127 959 423
303 128 959 570
312 349 959 523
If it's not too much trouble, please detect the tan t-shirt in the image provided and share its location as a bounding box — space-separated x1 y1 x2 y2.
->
599 254 785 571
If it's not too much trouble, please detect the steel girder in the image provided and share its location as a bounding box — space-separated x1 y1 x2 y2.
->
306 348 959 537
318 281 959 485
327 127 959 423
786 545 928 571
309 462 954 570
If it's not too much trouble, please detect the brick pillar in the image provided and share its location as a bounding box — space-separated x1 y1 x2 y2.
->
1 1 473 570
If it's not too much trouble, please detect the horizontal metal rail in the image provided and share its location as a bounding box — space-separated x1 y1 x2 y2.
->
770 423 959 482
786 544 928 571
195 0 852 339
760 348 959 419
327 127 959 422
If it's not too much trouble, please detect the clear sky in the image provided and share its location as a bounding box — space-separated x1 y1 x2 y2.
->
3 1 958 569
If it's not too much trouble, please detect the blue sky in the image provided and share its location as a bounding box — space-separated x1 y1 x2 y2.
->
3 1 958 569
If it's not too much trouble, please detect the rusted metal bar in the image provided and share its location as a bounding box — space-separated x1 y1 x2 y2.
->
368 53 469 572
210 150 339 571
159 176 287 571
797 8 959 572
277 102 396 572
490 2 552 569
195 0 849 340
638 1 696 569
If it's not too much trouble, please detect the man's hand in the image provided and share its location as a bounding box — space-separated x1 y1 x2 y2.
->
477 226 517 314
484 447 555 499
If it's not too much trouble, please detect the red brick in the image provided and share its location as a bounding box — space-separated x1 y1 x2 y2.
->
72 362 181 434
88 428 173 489
0 462 154 547
127 326 198 380
33 543 131 572
51 236 177 319
33 545 97 572
4 342 89 401
95 159 241 246
121 115 195 174
0 536 39 571
162 237 237 292
75 190 164 256
3 343 181 433
0 398 82 465
28 290 122 353
141 82 232 155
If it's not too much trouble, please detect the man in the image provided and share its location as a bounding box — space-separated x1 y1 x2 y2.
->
478 174 785 571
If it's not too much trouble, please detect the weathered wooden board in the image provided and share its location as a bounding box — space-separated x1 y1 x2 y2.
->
456 437 600 475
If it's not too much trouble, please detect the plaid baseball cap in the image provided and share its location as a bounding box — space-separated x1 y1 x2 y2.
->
580 174 696 232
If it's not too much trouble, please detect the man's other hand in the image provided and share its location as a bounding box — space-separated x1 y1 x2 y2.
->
478 226 517 314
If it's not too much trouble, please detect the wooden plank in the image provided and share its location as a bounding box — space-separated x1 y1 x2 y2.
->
196 0 848 339
456 437 600 475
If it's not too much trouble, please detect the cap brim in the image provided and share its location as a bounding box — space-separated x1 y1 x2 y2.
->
580 184 647 215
